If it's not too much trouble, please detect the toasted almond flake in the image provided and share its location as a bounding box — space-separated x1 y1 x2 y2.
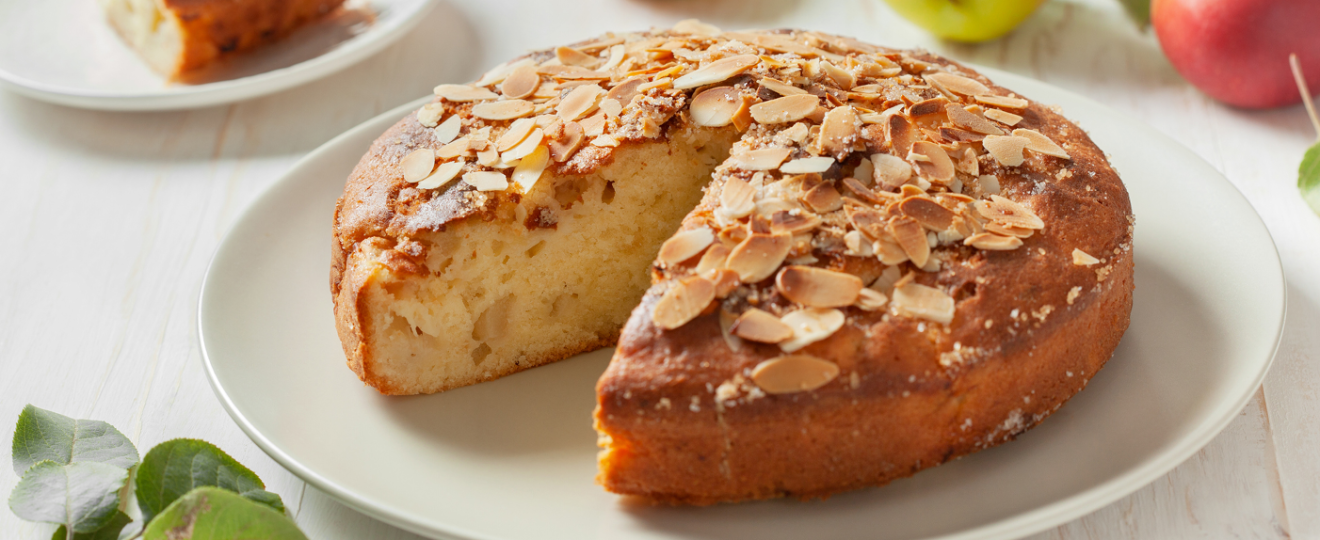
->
1073 248 1100 266
606 77 646 106
892 282 955 324
511 145 550 192
780 156 835 174
901 197 956 230
416 161 463 190
556 46 601 68
496 118 538 152
886 113 918 157
433 84 499 102
1013 128 1071 159
733 308 794 343
820 105 859 159
707 268 741 298
982 135 1030 167
659 227 716 265
752 354 839 393
908 141 955 182
673 54 762 90
727 233 792 283
637 77 673 93
691 86 742 127
779 308 846 352
977 195 1045 230
770 211 821 236
908 97 949 117
759 77 806 96
579 110 608 137
436 137 471 160
731 148 793 171
557 84 605 121
719 176 756 218
417 103 446 127
464 171 508 191
750 94 819 124
653 276 716 330
985 221 1035 238
890 216 930 267
975 94 1029 111
977 174 1001 195
500 65 541 99
965 232 1023 250
696 244 731 274
802 183 842 213
472 99 535 121
672 18 721 36
474 58 535 87
548 121 584 162
946 104 1004 135
820 60 856 90
856 288 888 310
400 149 436 183
925 71 991 96
501 128 545 162
433 115 462 145
600 44 626 72
871 153 912 188
983 108 1023 126
599 98 623 118
776 266 863 308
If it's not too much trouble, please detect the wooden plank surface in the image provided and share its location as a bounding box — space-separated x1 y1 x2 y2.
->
1 0 1314 537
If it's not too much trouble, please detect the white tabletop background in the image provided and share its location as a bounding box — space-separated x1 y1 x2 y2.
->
2 0 1316 537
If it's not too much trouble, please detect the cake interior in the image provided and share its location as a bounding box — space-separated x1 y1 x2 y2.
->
356 125 737 394
102 0 183 75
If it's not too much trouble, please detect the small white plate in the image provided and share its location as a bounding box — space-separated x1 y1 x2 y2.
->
199 69 1285 540
0 0 435 111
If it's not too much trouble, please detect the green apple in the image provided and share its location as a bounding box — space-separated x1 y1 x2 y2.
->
882 0 1047 43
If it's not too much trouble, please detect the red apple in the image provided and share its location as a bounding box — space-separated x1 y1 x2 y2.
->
1152 0 1320 108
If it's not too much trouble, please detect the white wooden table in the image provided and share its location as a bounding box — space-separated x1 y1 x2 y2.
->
2 0 1315 537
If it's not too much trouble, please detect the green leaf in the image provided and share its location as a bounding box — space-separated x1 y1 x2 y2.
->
141 487 307 540
239 489 286 515
52 510 133 540
12 405 140 475
1301 142 1320 216
134 439 279 524
1115 0 1151 27
8 460 129 533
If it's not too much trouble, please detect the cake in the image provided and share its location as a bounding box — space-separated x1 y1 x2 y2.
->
330 21 1134 503
101 0 347 78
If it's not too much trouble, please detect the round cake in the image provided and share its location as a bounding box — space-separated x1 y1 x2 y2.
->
330 21 1134 504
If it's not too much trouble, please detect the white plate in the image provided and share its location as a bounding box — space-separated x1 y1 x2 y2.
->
199 69 1285 540
0 0 435 111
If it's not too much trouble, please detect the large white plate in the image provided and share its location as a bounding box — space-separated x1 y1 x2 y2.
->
0 0 435 111
199 69 1285 540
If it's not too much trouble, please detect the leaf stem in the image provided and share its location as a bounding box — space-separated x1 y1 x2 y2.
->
1291 53 1320 142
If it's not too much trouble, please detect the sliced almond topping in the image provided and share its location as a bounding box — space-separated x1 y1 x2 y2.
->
820 105 859 159
955 147 980 176
908 97 949 118
780 156 835 174
464 171 508 191
978 174 1002 195
557 84 605 121
856 288 888 311
802 182 842 213
976 195 1045 230
1073 248 1100 266
889 216 930 267
652 276 716 330
846 205 887 240
696 243 731 274
733 308 794 343
872 153 913 188
416 161 463 190
770 211 821 236
925 71 991 96
590 134 619 147
946 104 1004 135
401 148 436 183
908 141 955 182
598 98 623 118
752 354 839 393
875 235 910 266
779 308 846 353
820 61 856 90
984 221 1035 238
901 197 956 231
511 145 550 192
474 58 535 87
776 266 863 308
501 128 545 162
1013 128 1071 159
982 135 1030 167
759 77 806 96
691 86 742 127
673 54 762 90
436 137 471 160
555 46 601 68
720 176 756 218
433 84 499 102
730 148 793 171
606 76 647 106
887 114 918 156
892 282 955 324
433 115 462 145
472 99 534 121
707 268 741 298
672 19 721 36
500 65 541 99
579 110 608 137
548 121 584 162
965 232 1023 250
726 233 793 283
750 94 819 124
659 227 716 265
983 108 1023 126
975 94 1029 111
417 103 445 128
496 118 537 152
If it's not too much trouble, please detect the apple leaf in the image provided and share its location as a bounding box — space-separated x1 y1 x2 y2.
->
12 405 140 475
8 460 129 533
134 439 281 524
141 487 307 540
52 510 133 540
1114 0 1150 27
1302 143 1320 215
